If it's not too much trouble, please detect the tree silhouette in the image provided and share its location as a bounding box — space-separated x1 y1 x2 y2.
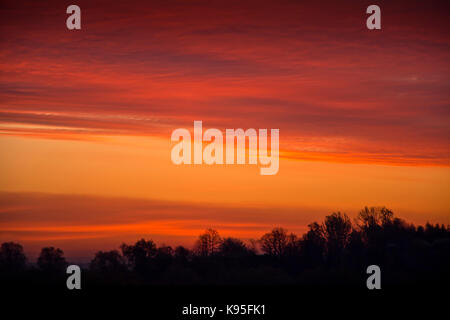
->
284 233 302 257
219 237 254 258
121 239 157 274
194 229 222 256
322 212 352 265
154 245 174 272
347 230 366 267
260 227 292 257
301 222 326 267
1 206 449 287
37 247 67 273
356 206 394 232
90 250 127 273
0 242 27 272
174 245 191 264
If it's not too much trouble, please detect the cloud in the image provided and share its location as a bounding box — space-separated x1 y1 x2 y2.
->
0 0 449 167
0 191 324 228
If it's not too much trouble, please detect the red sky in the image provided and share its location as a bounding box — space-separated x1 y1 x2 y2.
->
0 0 449 261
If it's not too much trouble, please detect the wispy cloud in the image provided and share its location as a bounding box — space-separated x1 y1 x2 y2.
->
1 0 449 167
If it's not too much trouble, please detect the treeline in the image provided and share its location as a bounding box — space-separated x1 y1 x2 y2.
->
1 207 449 287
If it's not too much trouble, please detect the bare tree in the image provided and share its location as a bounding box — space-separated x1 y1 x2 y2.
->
323 212 352 252
260 227 294 257
322 212 352 264
194 229 222 256
356 206 394 230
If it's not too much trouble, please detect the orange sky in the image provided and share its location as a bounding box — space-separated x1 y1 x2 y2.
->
0 0 449 262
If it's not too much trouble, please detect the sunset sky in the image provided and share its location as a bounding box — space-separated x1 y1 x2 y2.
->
1 0 449 261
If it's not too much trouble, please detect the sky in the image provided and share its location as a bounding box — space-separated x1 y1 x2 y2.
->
0 0 449 262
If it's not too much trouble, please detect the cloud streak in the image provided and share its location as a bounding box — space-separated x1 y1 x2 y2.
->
1 0 449 165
